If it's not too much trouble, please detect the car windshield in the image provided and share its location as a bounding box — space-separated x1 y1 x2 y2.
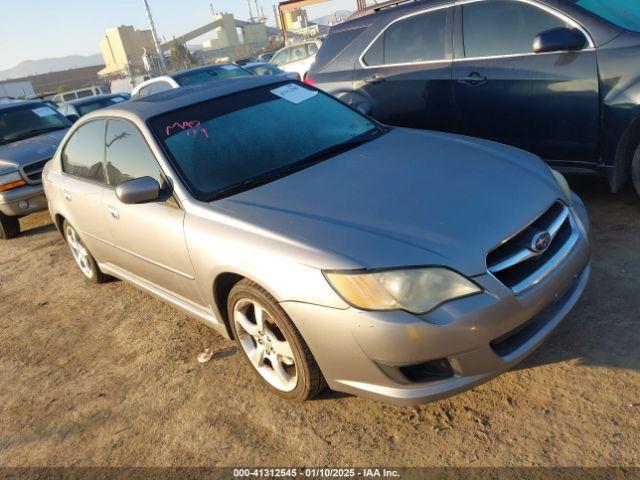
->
0 104 70 145
574 0 640 32
174 65 252 87
149 82 382 201
76 96 127 116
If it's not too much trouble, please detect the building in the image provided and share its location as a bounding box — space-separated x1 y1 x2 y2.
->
202 13 240 50
0 66 104 98
282 7 309 32
242 23 268 46
0 80 35 98
99 26 157 77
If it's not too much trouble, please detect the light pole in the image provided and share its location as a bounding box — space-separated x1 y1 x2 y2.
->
142 0 167 72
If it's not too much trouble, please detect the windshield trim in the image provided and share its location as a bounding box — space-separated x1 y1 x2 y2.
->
147 81 385 202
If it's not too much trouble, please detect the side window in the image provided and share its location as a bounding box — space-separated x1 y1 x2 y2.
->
105 120 164 187
149 82 172 95
62 121 107 182
271 49 290 66
363 9 448 66
290 45 308 61
76 89 93 99
463 0 572 58
307 42 319 56
63 93 76 101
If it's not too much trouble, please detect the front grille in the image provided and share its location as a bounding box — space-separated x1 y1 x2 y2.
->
21 158 50 183
487 202 577 294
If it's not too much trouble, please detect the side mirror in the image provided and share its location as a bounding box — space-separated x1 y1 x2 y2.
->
356 101 372 115
115 177 160 204
65 114 80 123
533 27 586 54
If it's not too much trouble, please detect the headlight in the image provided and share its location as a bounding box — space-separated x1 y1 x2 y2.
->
0 171 26 193
324 267 482 315
551 169 572 203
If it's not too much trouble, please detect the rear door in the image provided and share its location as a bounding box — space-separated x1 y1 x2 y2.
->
452 0 600 163
352 6 455 132
100 119 203 306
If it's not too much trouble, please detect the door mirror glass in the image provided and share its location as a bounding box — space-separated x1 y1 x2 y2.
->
115 176 160 204
533 27 586 53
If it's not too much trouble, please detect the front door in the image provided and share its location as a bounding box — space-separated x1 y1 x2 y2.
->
353 6 455 133
452 0 600 163
100 119 203 306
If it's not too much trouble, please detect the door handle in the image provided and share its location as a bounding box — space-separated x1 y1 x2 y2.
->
458 72 488 86
364 74 386 85
107 206 119 220
63 191 72 201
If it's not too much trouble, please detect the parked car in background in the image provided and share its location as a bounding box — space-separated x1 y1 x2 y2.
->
51 85 110 103
270 39 322 79
243 62 300 80
131 64 252 97
57 94 129 121
308 0 640 196
44 77 590 405
257 52 275 63
0 100 71 238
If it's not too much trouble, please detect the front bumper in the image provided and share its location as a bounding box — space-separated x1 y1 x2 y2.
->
0 184 48 217
282 204 591 406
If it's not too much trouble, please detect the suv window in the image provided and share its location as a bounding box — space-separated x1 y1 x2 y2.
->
271 49 291 66
315 27 365 69
363 9 448 66
105 120 164 187
290 45 308 62
463 0 572 58
307 42 319 56
63 93 77 101
76 89 93 99
139 81 172 97
62 120 106 182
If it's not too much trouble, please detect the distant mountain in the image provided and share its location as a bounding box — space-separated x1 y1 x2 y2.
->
311 10 353 26
0 53 104 81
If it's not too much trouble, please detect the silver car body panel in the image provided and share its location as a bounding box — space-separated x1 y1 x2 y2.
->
43 78 591 404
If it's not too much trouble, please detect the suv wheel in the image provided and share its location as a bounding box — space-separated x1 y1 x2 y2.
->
632 143 640 197
228 279 325 401
63 220 109 283
0 212 20 239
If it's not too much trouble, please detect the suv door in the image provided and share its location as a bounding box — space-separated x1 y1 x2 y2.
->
100 119 203 306
353 6 454 132
56 120 111 260
452 0 599 163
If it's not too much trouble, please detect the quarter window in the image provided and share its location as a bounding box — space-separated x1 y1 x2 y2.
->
62 120 107 182
105 120 164 187
462 0 572 58
363 9 448 66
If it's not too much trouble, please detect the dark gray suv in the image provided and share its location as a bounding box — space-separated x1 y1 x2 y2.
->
307 0 640 196
0 100 70 238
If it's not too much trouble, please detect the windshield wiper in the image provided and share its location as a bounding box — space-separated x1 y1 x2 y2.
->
5 126 67 142
208 131 382 201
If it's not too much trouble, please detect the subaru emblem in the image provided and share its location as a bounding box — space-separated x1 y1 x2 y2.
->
531 231 552 253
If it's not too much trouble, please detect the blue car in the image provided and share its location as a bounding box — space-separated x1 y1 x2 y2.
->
308 0 640 196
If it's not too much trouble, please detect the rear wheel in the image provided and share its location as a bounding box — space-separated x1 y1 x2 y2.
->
632 143 640 197
0 212 20 239
63 220 109 284
228 279 325 401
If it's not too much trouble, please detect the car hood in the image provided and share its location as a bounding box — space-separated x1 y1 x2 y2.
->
214 128 563 276
0 129 67 172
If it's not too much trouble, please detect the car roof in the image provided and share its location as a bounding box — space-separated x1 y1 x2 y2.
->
169 63 242 79
81 76 286 123
243 62 272 68
64 94 124 106
0 99 44 111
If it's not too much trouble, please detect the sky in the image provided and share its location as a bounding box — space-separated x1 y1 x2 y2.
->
0 0 358 71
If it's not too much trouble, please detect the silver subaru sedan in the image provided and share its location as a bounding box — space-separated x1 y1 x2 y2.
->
43 77 591 405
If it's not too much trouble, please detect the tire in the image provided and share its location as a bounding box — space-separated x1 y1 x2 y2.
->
63 220 109 284
0 212 20 239
632 143 640 197
228 279 325 401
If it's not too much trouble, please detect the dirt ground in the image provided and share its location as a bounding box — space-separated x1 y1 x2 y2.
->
0 176 638 468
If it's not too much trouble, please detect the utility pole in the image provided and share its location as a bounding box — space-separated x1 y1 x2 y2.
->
142 0 167 72
246 0 254 22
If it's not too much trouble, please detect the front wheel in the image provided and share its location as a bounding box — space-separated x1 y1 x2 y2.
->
63 220 109 284
0 212 20 239
228 279 325 401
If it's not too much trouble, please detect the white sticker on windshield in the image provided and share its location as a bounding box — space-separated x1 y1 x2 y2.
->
221 64 238 71
270 83 317 105
111 97 125 103
32 106 57 117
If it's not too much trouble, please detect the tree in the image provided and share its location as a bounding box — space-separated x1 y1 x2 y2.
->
169 40 195 70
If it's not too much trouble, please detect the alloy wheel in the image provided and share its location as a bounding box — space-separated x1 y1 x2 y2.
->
66 226 94 279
